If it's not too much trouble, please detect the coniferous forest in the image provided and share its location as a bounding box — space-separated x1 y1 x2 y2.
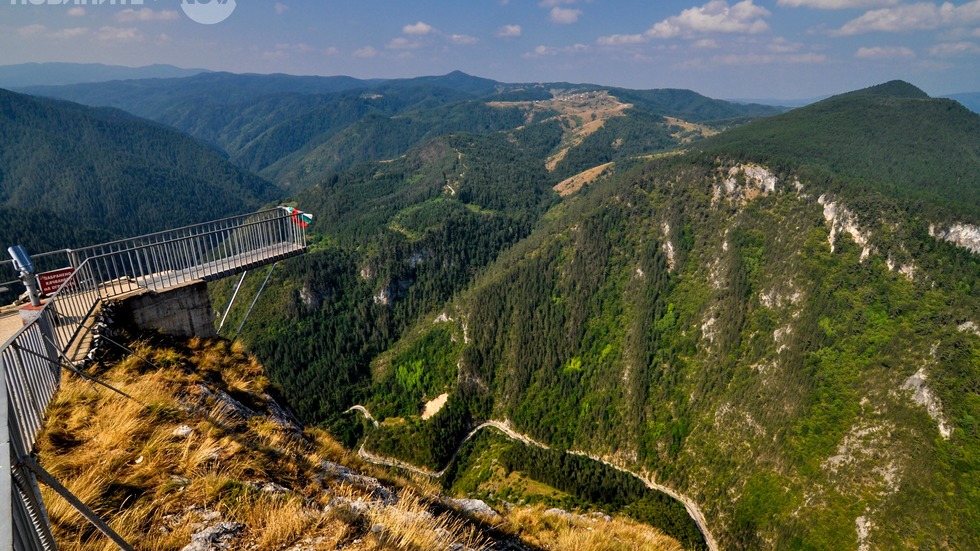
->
3 72 979 549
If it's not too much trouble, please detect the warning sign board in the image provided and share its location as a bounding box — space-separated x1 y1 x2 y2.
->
38 267 74 295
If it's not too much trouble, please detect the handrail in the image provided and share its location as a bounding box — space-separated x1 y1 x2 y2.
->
1 206 308 549
67 208 289 259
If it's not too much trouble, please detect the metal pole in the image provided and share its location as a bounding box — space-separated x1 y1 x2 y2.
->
234 262 276 341
22 456 135 551
217 271 248 333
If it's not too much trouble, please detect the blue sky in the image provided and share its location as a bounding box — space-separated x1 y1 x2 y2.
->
1 1 978 99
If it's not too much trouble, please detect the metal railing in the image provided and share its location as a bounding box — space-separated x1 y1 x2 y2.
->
1 206 309 549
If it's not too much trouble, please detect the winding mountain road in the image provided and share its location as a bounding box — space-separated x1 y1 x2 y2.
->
347 406 718 551
344 405 379 427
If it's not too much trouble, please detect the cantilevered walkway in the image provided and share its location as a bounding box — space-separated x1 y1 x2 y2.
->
1 206 309 550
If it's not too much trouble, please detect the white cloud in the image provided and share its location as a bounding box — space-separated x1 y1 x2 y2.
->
855 45 916 58
693 38 720 48
777 0 899 8
768 37 803 52
539 0 580 6
713 52 827 64
115 9 179 23
597 33 645 45
323 47 339 56
17 24 47 37
16 24 89 41
496 24 522 37
353 46 378 58
96 26 143 42
646 1 771 39
261 43 314 60
403 21 434 35
262 49 287 60
525 43 589 57
67 7 85 17
833 1 980 35
550 7 582 24
51 27 89 40
450 34 478 45
275 3 288 15
929 40 980 55
387 37 420 50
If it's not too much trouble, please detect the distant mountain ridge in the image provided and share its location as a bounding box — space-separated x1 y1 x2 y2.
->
0 62 209 88
21 70 783 190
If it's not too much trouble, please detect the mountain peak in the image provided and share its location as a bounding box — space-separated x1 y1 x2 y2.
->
839 80 929 100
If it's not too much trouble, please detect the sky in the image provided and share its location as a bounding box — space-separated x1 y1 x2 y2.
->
1 0 978 100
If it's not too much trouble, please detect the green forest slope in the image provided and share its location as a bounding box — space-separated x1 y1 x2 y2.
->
698 81 980 221
0 88 279 242
230 82 980 549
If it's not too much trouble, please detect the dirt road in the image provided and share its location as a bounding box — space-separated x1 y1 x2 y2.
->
347 405 719 550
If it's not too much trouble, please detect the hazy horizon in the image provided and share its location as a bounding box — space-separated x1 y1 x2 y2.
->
1 1 978 99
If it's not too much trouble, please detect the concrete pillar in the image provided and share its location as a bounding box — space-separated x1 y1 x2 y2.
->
116 281 217 339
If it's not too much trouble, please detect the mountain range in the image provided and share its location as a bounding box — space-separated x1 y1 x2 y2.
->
2 68 978 550
20 71 782 190
0 62 209 88
229 79 979 550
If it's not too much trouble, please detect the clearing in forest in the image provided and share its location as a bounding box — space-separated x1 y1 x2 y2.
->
553 162 615 197
488 90 633 172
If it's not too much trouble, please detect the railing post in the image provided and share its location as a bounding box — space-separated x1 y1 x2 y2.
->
1 351 13 549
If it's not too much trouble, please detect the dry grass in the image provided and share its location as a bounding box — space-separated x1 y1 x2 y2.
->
35 334 689 550
36 335 352 550
506 505 685 551
366 491 488 550
553 162 615 197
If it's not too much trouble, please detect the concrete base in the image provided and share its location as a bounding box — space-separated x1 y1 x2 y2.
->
117 281 216 339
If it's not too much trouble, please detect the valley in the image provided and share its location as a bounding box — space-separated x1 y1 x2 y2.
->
2 69 978 550
351 406 716 550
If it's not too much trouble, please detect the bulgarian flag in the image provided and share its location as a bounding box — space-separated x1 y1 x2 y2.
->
285 206 313 227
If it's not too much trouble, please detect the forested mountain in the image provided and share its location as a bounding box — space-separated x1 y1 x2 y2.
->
0 88 279 242
24 70 782 190
221 81 980 549
700 81 980 221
